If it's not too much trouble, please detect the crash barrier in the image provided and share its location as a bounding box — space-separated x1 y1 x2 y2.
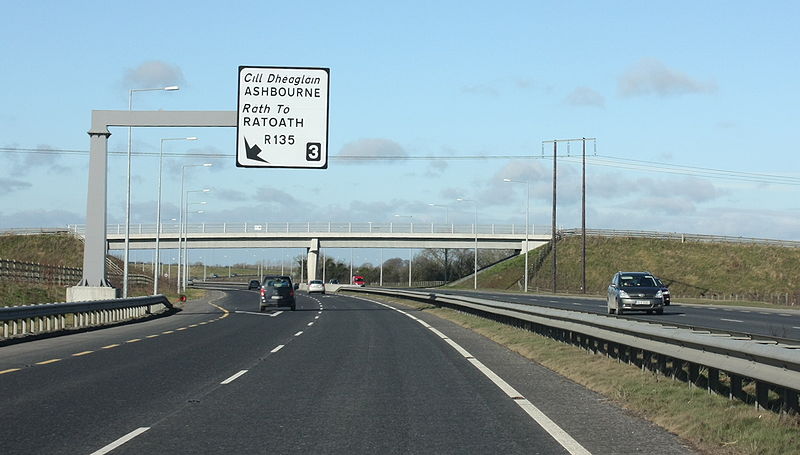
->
0 295 172 340
345 287 800 415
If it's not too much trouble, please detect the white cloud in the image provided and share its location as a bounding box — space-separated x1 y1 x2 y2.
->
0 177 32 193
565 87 605 108
123 60 186 89
618 58 716 97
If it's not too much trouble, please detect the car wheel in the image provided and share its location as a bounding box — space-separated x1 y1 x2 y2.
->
655 308 664 315
646 310 653 315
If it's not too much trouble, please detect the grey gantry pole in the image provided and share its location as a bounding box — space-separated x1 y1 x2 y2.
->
69 110 235 303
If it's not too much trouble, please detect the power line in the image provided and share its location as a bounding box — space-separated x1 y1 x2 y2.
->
2 145 799 186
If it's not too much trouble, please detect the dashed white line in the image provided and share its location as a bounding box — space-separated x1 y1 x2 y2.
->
294 331 303 337
89 427 150 455
271 345 285 353
793 327 800 330
220 370 248 385
307 322 314 326
270 311 284 317
720 318 744 323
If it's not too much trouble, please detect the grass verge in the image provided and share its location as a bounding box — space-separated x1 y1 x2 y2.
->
348 292 800 455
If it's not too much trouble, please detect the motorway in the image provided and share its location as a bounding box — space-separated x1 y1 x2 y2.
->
0 289 694 454
434 289 800 342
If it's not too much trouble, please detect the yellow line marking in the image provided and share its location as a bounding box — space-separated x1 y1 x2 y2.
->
176 327 188 331
36 358 61 365
189 324 198 328
162 330 174 334
102 344 120 349
72 351 94 357
0 368 22 375
146 334 159 338
127 338 142 343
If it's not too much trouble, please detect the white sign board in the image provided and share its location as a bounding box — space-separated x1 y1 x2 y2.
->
236 66 330 168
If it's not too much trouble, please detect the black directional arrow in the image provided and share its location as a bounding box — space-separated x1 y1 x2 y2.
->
244 137 268 163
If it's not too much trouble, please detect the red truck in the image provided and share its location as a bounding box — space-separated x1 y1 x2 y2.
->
352 275 366 286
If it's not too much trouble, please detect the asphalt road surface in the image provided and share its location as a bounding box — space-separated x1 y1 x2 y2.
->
0 290 695 454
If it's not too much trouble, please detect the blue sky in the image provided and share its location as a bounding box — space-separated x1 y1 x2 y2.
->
2 1 799 265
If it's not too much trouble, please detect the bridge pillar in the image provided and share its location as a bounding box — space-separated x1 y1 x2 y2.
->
306 238 320 282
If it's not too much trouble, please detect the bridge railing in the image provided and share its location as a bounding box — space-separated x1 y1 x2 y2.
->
70 222 543 236
344 287 800 415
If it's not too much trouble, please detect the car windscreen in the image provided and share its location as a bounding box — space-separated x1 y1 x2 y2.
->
620 275 658 287
310 280 323 284
273 280 291 288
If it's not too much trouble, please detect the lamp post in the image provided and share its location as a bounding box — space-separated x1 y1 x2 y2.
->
153 137 197 294
457 198 478 290
177 164 212 293
123 85 179 298
182 191 209 292
503 178 531 293
394 215 413 287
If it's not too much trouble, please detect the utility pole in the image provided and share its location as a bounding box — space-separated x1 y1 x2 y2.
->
543 137 596 295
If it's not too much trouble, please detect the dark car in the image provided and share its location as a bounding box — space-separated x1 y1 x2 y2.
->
607 271 664 315
248 279 260 290
653 276 671 306
259 275 296 311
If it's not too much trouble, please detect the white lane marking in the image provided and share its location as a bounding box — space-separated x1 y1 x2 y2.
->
740 311 751 313
315 316 320 320
220 370 248 385
793 327 800 330
779 313 792 317
271 345 285 353
359 297 591 455
720 318 744 323
235 310 282 317
759 312 770 315
294 331 303 336
307 322 314 326
89 427 150 455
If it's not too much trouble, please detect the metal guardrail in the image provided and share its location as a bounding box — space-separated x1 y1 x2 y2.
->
560 228 800 248
344 287 800 414
0 295 172 340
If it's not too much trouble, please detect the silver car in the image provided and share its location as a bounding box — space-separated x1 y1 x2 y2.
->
607 272 664 315
308 279 325 294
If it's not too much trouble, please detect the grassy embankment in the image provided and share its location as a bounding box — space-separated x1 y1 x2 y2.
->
356 293 800 455
0 233 210 306
460 235 800 308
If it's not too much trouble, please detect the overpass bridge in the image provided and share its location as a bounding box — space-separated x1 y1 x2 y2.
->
70 222 550 281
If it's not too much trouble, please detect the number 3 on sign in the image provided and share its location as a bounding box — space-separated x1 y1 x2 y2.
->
306 143 321 161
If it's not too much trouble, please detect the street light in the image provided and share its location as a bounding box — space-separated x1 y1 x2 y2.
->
457 198 478 290
154 137 197 295
428 203 449 224
177 163 212 293
182 190 209 291
123 85 179 298
504 178 531 293
394 215 414 286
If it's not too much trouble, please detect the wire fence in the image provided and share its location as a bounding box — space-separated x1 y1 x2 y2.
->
0 258 152 287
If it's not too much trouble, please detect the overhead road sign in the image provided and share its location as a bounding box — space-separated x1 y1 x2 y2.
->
237 66 330 168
